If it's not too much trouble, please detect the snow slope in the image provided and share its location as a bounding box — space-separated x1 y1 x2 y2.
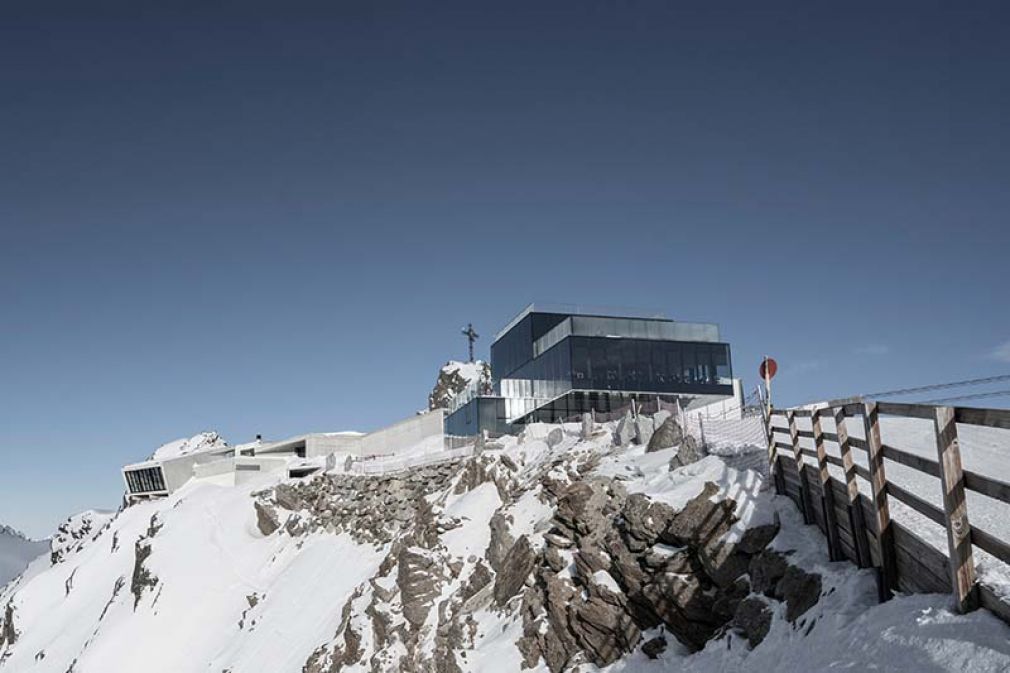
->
0 526 47 589
150 431 228 461
2 418 1009 672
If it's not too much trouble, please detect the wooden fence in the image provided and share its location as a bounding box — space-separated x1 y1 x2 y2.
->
763 400 1010 621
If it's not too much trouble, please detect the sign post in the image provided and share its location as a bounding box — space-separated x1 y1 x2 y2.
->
759 356 778 418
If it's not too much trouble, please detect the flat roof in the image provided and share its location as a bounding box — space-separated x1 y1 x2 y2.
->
494 303 669 341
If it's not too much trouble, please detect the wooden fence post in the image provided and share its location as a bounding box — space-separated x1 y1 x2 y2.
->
835 406 872 568
788 410 813 524
862 401 897 601
760 398 781 494
934 405 979 613
812 407 842 561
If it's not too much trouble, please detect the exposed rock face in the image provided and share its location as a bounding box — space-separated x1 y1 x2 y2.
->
428 360 491 411
398 547 443 627
511 477 790 671
295 420 823 673
130 539 157 609
0 599 17 650
50 510 115 565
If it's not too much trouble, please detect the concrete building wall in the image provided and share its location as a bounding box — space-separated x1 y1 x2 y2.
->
234 456 289 486
306 433 364 458
356 410 444 458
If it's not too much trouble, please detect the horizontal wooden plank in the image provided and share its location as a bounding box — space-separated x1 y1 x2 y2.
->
886 482 945 526
894 544 951 595
841 402 865 417
980 584 1010 624
877 401 937 420
956 407 1010 430
893 522 951 588
882 445 941 478
964 470 1010 506
971 526 1010 566
801 448 845 469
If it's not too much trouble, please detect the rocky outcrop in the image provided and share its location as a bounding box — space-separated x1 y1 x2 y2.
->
254 459 466 545
428 360 491 411
299 424 824 673
0 600 17 650
130 516 162 609
50 511 115 565
398 547 443 627
512 476 818 671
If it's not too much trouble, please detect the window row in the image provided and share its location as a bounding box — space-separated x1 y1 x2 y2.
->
125 467 167 494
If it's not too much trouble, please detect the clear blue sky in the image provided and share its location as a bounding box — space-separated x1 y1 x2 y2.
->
2 1 1008 538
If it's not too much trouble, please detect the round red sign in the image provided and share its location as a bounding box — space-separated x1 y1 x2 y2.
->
759 357 778 380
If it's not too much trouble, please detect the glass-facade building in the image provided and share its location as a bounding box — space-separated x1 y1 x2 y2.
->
445 304 734 437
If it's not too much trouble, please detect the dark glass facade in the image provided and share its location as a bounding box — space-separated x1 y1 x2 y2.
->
450 307 734 436
125 466 167 494
490 313 568 380
445 396 513 437
569 337 731 393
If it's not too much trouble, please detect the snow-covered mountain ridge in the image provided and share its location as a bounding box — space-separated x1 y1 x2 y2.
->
2 416 1009 672
0 527 48 590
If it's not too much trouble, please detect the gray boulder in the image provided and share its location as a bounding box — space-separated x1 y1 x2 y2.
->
669 435 706 470
485 511 515 572
777 565 822 622
581 413 595 439
641 636 667 659
621 493 675 547
547 428 564 449
254 501 281 536
568 594 641 667
494 535 537 606
662 482 736 546
749 550 789 596
647 417 684 452
555 481 610 538
614 412 635 446
733 595 773 648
